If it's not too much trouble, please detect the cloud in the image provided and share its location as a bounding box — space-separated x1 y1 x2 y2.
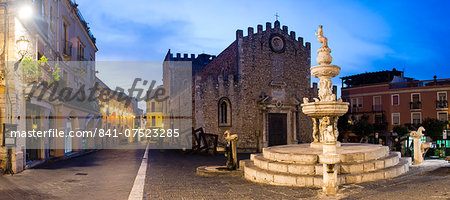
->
74 0 450 109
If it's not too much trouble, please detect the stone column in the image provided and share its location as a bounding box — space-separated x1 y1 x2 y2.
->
320 132 340 195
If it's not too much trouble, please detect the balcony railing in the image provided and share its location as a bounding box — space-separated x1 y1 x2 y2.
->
410 101 422 110
62 40 73 56
436 100 448 109
372 105 382 112
390 78 450 89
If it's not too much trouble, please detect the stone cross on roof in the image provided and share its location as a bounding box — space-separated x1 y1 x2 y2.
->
275 12 279 21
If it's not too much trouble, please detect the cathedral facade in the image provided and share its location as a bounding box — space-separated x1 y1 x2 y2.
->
165 20 315 152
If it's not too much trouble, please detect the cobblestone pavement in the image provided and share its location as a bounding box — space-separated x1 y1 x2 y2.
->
340 166 450 200
144 150 450 200
0 149 145 200
145 150 319 200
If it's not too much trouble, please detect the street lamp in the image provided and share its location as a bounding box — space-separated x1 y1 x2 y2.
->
16 36 29 58
18 4 33 19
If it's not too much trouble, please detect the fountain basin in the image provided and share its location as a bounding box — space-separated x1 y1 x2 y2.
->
301 101 349 118
241 143 410 187
311 64 341 78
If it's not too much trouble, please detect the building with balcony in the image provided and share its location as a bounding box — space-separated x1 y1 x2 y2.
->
0 0 98 173
341 69 449 134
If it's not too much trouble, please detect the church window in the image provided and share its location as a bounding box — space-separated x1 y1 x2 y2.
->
218 97 231 126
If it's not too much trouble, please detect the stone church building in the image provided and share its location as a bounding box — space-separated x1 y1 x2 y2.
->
165 20 315 152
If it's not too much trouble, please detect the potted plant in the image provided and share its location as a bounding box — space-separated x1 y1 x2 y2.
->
21 56 61 83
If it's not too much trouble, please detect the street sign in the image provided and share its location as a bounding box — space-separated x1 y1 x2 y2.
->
3 123 17 147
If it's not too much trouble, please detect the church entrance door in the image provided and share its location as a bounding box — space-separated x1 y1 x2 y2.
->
268 113 287 146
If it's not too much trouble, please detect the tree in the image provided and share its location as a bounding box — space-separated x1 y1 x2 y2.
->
373 114 388 133
392 125 410 155
352 120 374 138
393 125 409 137
338 115 351 132
421 118 447 140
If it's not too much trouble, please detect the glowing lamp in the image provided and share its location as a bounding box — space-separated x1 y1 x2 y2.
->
16 36 29 57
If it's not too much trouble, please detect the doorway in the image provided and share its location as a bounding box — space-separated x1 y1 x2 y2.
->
268 113 287 146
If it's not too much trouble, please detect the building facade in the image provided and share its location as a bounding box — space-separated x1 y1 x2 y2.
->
96 77 143 145
0 0 98 173
341 69 449 133
145 86 164 130
164 20 315 152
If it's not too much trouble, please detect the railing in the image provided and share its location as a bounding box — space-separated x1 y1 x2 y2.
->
410 101 422 110
62 40 73 56
372 105 382 112
390 78 450 89
436 100 448 109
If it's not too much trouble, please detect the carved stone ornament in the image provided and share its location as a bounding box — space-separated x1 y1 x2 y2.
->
269 33 286 53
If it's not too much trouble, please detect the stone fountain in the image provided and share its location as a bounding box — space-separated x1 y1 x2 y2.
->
301 25 349 195
241 25 409 196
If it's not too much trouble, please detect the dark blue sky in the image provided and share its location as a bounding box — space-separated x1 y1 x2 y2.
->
77 0 450 90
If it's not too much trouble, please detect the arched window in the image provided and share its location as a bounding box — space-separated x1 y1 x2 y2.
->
218 97 231 126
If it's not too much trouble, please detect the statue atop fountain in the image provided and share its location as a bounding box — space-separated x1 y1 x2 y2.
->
315 25 328 48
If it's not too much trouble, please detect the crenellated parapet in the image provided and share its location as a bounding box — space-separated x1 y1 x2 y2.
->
235 20 311 51
194 72 238 97
167 51 216 62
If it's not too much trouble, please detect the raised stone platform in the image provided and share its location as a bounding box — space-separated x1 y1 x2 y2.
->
410 160 450 168
241 143 409 187
196 166 243 177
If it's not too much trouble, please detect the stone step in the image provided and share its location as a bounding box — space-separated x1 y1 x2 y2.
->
339 151 400 174
341 158 409 184
262 144 390 164
241 157 409 187
250 152 400 175
242 159 323 187
252 154 316 175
